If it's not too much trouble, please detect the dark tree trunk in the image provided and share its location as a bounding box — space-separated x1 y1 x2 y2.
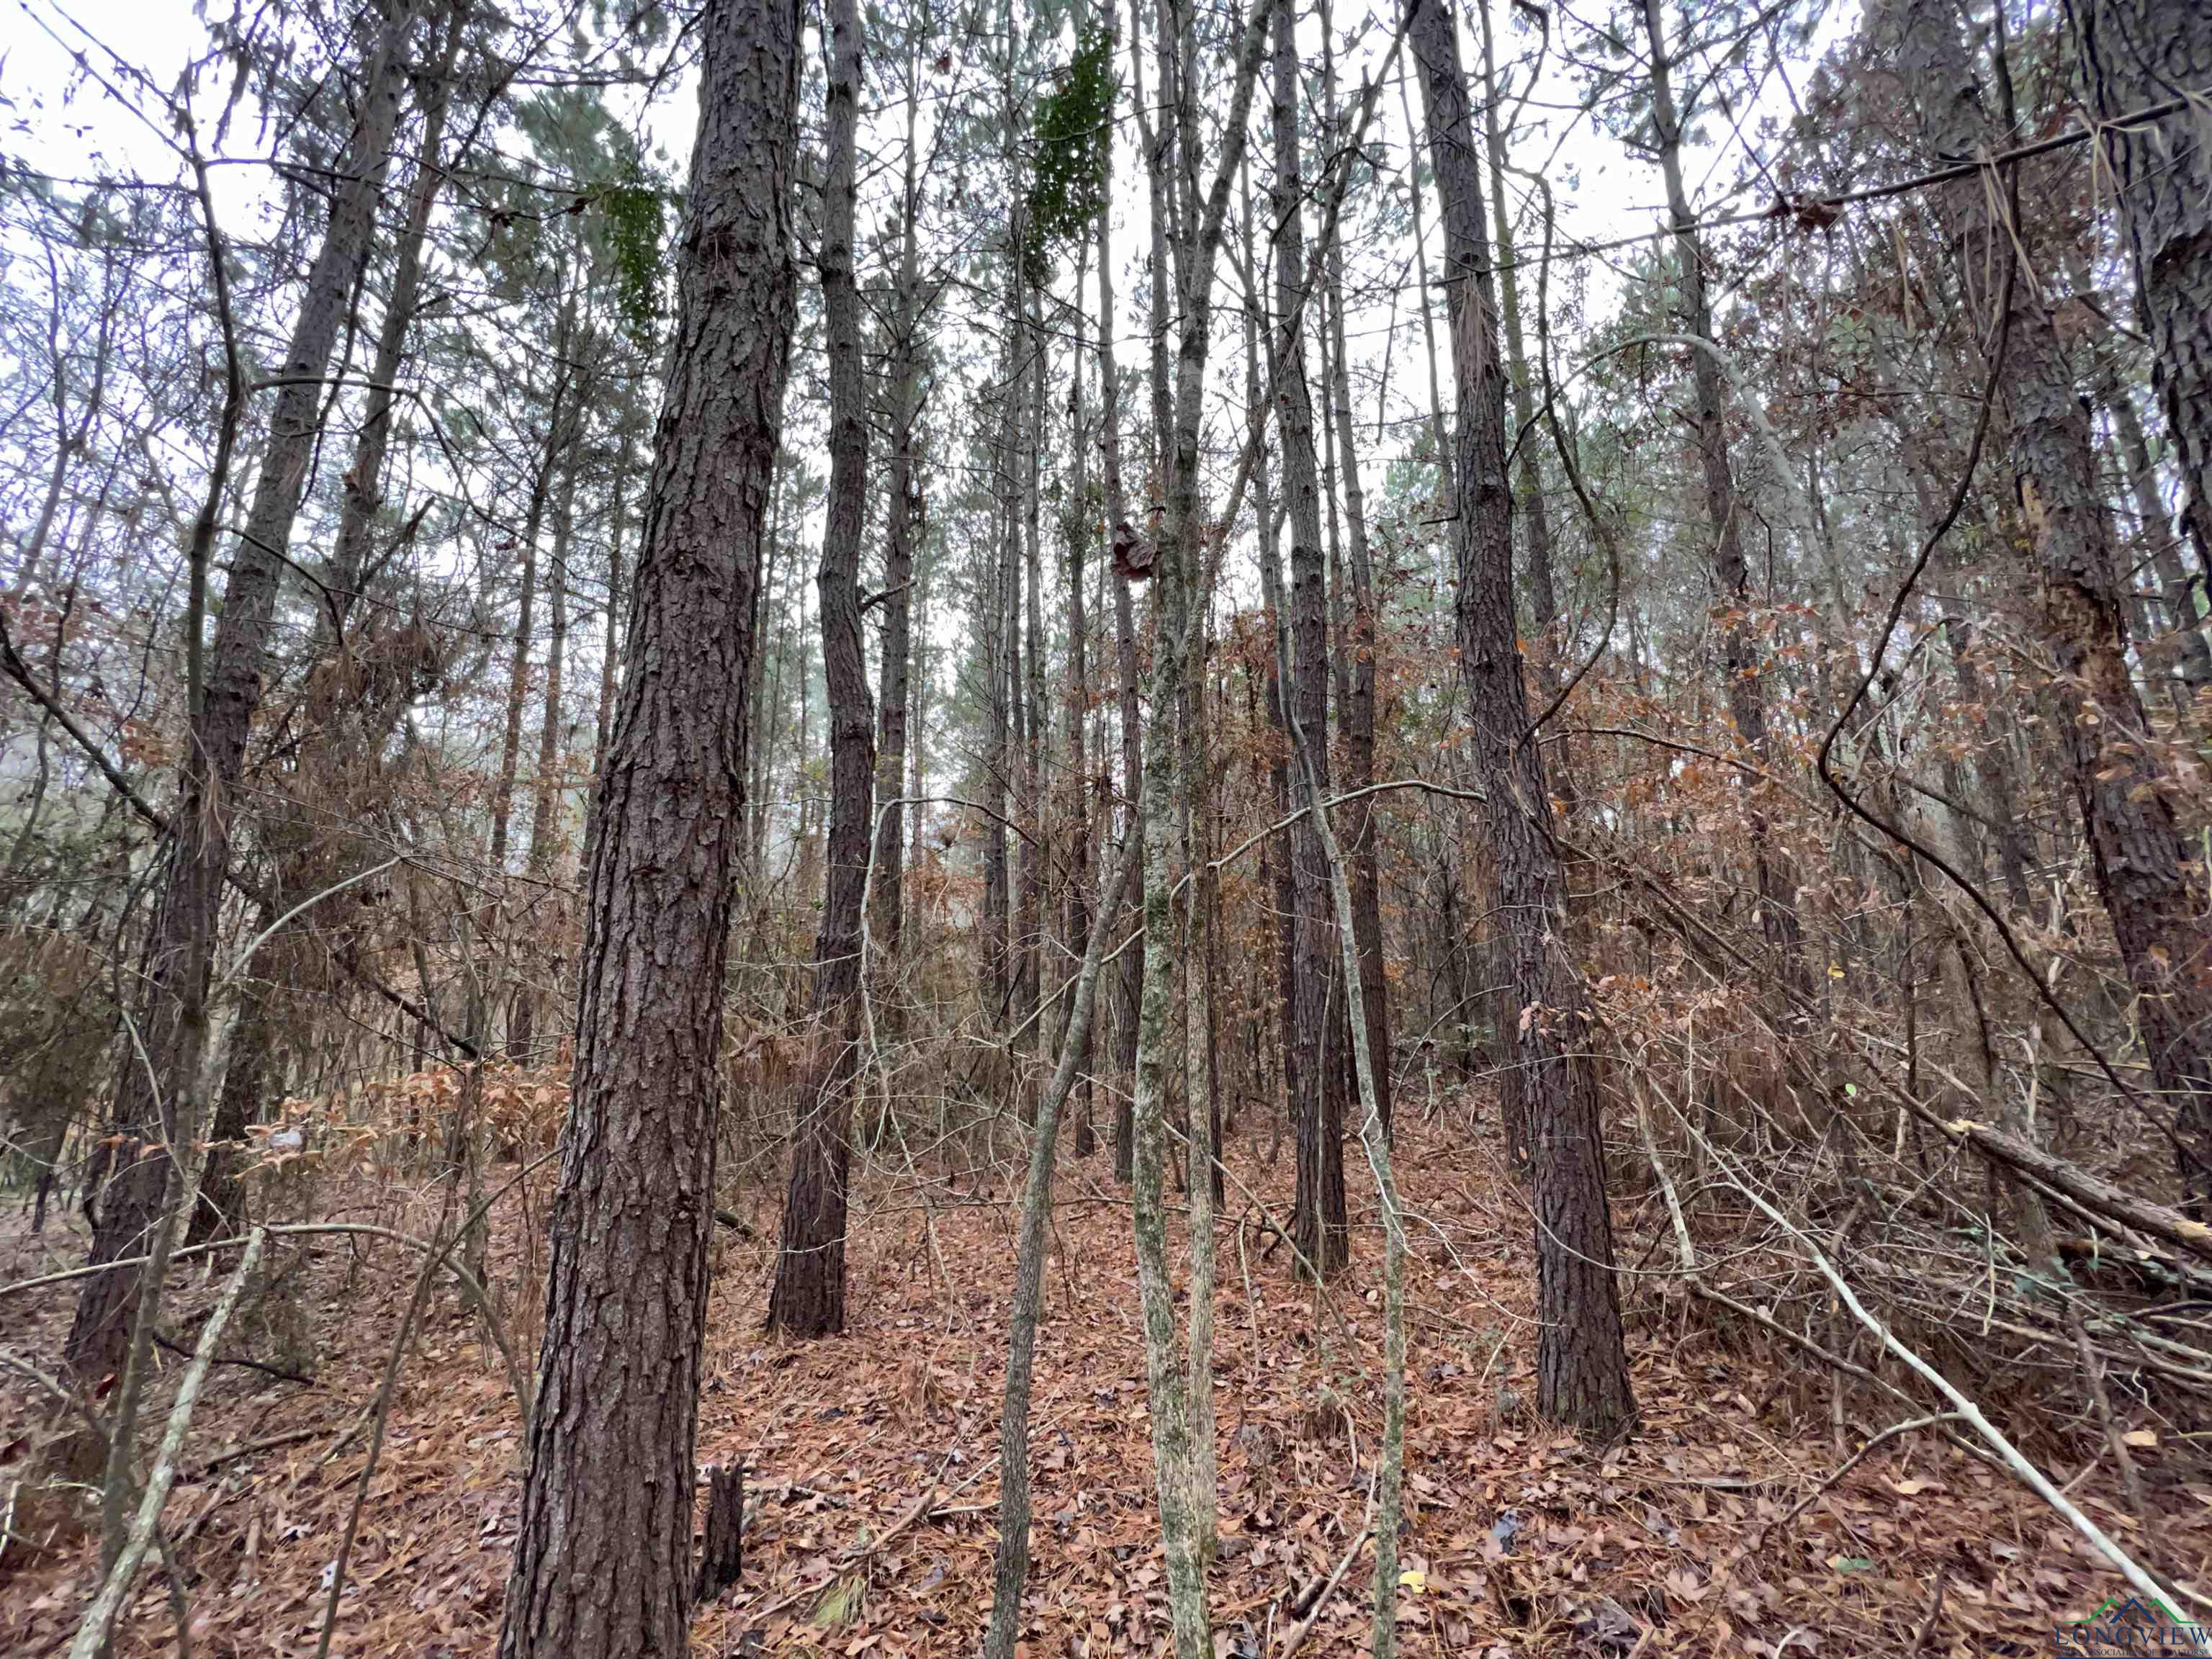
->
768 0 873 1338
1243 161 1302 1149
1411 0 1635 1439
498 0 801 1650
66 0 415 1382
194 14 466 1246
1902 0 2212 1211
2067 0 2212 587
1272 0 1347 1276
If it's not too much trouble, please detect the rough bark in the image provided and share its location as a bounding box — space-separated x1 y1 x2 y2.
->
768 0 873 1338
1900 0 2212 1213
66 0 415 1382
1272 0 1349 1277
2066 0 2212 587
496 0 800 1650
1411 0 1635 1439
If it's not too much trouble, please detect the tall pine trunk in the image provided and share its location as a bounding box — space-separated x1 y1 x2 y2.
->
2066 0 2212 587
768 0 873 1336
1411 0 1635 1439
1318 4 1391 1139
497 0 799 1649
1272 0 1348 1275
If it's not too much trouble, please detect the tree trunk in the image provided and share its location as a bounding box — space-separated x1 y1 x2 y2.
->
1242 160 1302 1149
1319 8 1392 1140
983 833 1138 1659
1411 0 1635 1439
871 94 924 968
1097 155 1143 1187
66 0 415 1382
511 441 577 1062
768 0 873 1338
493 284 578 873
497 0 800 1648
1900 0 2212 1212
2066 0 2212 587
1273 0 1348 1276
1016 296 1048 1122
192 14 465 1244
1639 0 1802 986
1065 256 1096 1156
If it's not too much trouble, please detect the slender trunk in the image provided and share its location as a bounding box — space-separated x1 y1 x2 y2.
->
871 85 923 966
1017 297 1048 1120
1243 159 1301 1146
1273 0 1348 1276
1127 5 1270 1649
510 444 576 1061
498 0 800 1648
1066 250 1096 1156
1411 0 1635 1439
1395 58 1451 525
66 0 416 1381
1639 0 1801 984
191 14 464 1244
330 1 466 628
493 286 578 871
1319 1 1392 1139
768 0 872 1336
1097 130 1143 1186
983 835 1138 1659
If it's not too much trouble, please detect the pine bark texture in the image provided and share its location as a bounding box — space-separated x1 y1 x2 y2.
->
2067 0 2212 586
769 0 873 1338
497 1 801 1650
1411 0 1635 1439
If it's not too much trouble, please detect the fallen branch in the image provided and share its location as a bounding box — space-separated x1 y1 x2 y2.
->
1280 1478 1377 1659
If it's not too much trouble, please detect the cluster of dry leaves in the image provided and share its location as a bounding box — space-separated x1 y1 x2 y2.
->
3 1078 2205 1656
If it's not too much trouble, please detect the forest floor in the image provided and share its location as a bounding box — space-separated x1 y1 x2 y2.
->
2 1091 2206 1657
